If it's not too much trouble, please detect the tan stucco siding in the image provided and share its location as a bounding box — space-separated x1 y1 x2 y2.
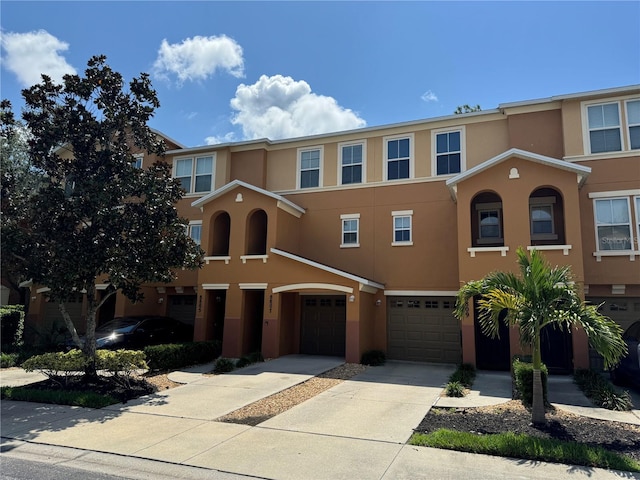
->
230 149 267 188
507 110 564 159
265 147 297 191
464 120 510 170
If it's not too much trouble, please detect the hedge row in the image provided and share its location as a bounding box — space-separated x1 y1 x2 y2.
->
143 341 221 371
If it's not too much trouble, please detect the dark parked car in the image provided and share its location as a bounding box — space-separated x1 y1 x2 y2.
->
611 320 640 389
67 316 194 350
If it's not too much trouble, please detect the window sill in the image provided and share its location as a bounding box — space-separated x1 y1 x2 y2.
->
527 245 572 255
204 256 231 265
240 254 269 264
467 246 509 257
392 241 413 247
592 250 639 262
340 243 360 248
182 192 211 198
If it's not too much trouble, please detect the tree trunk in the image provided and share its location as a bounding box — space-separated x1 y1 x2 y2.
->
82 285 99 379
531 331 546 425
58 302 82 347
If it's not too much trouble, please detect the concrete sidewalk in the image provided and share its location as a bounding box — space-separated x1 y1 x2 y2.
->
1 357 638 479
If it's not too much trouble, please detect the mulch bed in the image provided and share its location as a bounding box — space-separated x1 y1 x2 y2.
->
415 400 640 462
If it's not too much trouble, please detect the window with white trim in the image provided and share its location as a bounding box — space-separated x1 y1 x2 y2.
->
340 214 360 247
594 198 632 251
385 135 412 180
174 155 214 194
529 196 557 240
587 102 622 154
392 210 413 246
339 142 364 185
626 99 640 150
298 147 322 189
132 154 143 169
635 196 640 251
435 130 462 175
188 222 202 246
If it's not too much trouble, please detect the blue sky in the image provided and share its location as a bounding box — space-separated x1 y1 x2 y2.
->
2 1 639 148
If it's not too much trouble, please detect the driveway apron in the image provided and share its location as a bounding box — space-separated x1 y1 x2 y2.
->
255 361 454 443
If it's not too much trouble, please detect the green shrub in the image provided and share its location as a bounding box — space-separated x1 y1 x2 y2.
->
1 385 118 408
248 351 264 363
445 381 466 397
574 369 633 411
0 305 25 352
235 356 252 369
144 341 221 371
97 349 147 388
361 350 386 366
214 357 235 374
1 352 19 368
449 363 476 388
512 358 548 406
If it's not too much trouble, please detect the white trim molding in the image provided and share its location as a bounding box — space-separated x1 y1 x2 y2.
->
240 283 268 290
202 283 230 290
467 246 510 257
240 255 269 264
527 245 572 256
384 290 459 297
204 256 231 265
272 283 353 294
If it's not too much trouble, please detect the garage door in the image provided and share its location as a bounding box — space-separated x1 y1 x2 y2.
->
44 292 84 333
387 296 461 364
300 295 346 356
587 296 640 370
168 295 197 326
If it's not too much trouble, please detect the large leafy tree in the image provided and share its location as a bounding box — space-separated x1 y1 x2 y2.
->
454 247 626 425
1 100 44 307
3 56 203 375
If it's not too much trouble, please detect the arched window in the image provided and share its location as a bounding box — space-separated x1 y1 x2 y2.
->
471 191 503 247
529 187 565 245
210 212 231 256
246 209 268 255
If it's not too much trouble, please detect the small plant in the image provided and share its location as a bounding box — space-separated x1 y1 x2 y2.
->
0 352 19 368
214 357 235 374
574 369 633 411
235 356 252 369
445 381 466 397
512 358 548 406
361 350 386 366
449 363 476 388
0 305 25 352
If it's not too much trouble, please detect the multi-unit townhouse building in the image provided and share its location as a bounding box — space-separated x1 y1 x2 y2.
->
25 85 640 373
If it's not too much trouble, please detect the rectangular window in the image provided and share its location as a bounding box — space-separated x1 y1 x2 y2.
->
340 143 364 185
340 214 360 247
479 209 501 239
299 148 322 189
594 198 632 251
174 155 214 194
436 130 462 175
132 155 143 169
392 210 413 245
385 136 411 180
188 222 202 246
529 204 555 237
587 103 622 153
635 196 640 251
627 99 640 150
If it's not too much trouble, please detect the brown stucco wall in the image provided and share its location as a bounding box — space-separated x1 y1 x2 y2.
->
507 110 564 159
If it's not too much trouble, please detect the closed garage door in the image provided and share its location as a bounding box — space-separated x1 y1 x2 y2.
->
168 295 197 326
587 296 640 370
44 292 84 333
387 296 461 364
300 295 346 356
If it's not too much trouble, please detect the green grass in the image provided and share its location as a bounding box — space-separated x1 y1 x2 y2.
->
1 385 118 409
409 429 640 473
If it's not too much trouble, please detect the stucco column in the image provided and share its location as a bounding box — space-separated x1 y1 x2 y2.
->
345 292 360 363
261 291 279 359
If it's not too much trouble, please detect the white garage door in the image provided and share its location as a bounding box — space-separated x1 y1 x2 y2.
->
387 296 461 364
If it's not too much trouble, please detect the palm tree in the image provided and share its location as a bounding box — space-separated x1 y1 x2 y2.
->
454 247 627 425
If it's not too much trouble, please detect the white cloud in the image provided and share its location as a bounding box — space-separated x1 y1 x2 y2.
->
153 35 244 84
0 30 76 86
421 90 438 102
205 132 237 145
230 74 366 140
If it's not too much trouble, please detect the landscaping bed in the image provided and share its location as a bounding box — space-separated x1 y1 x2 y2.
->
415 400 640 463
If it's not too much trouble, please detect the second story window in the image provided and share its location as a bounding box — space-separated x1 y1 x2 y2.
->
587 103 622 154
626 99 640 150
132 154 143 169
594 197 632 251
299 147 322 189
340 214 360 247
392 210 413 246
188 222 202 246
435 130 462 175
175 155 214 194
385 136 412 180
340 142 364 185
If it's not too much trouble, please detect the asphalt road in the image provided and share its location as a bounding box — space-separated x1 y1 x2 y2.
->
2 457 132 480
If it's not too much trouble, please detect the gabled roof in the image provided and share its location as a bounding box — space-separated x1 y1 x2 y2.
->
271 248 385 291
191 179 306 217
445 148 591 201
